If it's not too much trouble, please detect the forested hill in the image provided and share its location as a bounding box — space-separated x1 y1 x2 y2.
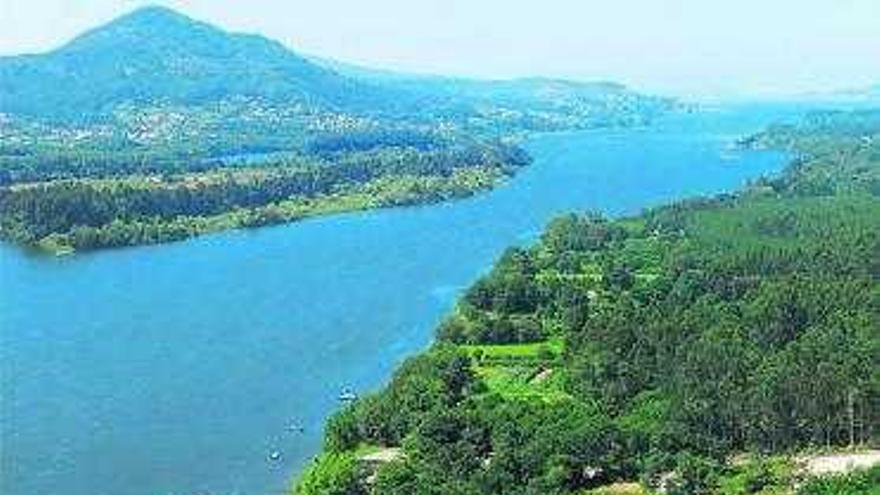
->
0 6 670 124
0 5 670 130
310 55 667 131
0 6 385 119
296 109 880 495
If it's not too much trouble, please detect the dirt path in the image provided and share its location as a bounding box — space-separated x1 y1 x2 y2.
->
799 450 880 476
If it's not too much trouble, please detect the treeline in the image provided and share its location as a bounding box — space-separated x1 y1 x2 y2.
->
798 465 880 495
0 126 458 185
742 109 880 196
0 142 529 252
0 123 304 185
296 110 880 494
305 129 445 157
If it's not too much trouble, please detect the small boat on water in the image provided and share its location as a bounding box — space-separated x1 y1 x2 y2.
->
338 387 358 402
268 450 282 462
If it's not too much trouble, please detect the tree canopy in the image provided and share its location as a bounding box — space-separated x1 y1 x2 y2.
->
297 109 880 494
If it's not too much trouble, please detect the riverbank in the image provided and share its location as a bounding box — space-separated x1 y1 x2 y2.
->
294 109 879 494
0 107 795 495
0 142 528 254
28 166 509 255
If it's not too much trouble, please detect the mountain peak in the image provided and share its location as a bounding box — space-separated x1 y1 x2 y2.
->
0 4 376 119
119 5 191 21
106 5 204 30
61 5 219 54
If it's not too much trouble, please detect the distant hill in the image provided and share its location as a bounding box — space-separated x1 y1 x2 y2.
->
0 6 386 120
310 55 657 118
311 54 629 96
0 6 670 125
836 83 880 103
780 83 880 106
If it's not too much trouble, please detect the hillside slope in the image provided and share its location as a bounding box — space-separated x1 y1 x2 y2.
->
0 6 384 120
296 110 880 494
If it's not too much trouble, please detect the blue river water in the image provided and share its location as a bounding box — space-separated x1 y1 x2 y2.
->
1 105 797 495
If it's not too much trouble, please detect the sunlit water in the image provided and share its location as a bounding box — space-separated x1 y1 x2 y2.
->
1 105 799 495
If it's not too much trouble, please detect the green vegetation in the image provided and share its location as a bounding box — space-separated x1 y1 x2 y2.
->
0 144 525 253
464 339 569 403
716 456 796 495
0 93 662 256
0 6 673 253
797 465 880 495
296 109 880 494
296 452 365 495
581 483 654 495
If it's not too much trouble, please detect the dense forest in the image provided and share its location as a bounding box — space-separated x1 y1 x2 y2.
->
0 141 528 253
295 110 880 495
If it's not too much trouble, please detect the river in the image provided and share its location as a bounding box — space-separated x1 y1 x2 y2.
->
0 104 798 495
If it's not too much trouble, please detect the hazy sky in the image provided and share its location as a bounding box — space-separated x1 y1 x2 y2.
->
1 0 878 97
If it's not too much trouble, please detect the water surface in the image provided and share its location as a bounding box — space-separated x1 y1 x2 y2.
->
1 105 795 495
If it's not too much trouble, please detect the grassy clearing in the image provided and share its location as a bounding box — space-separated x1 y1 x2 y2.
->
477 364 571 402
581 482 654 495
461 338 570 402
461 337 564 360
351 444 383 457
717 455 796 495
796 464 880 495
